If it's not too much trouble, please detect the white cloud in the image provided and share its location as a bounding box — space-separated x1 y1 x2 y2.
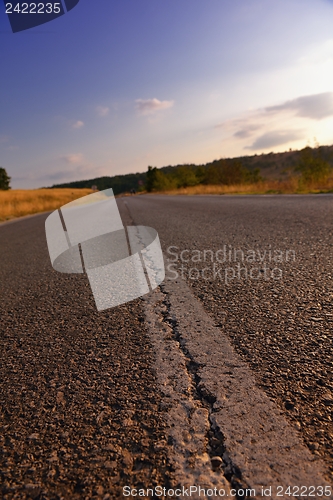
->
96 106 110 117
265 92 333 120
245 130 304 150
214 91 333 154
298 38 333 67
61 153 85 164
72 120 85 129
135 98 174 115
233 124 262 139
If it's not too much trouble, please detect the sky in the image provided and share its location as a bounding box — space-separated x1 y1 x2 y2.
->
1 0 333 188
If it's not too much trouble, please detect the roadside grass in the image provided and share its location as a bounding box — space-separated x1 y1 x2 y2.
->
151 177 333 195
2 176 333 223
0 188 93 222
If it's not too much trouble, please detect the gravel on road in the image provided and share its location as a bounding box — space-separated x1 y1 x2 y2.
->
119 194 333 482
0 214 172 499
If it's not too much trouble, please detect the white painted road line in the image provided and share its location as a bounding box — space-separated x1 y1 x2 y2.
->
143 288 231 496
143 263 331 498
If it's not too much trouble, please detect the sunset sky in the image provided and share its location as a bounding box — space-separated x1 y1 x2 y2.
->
1 0 333 188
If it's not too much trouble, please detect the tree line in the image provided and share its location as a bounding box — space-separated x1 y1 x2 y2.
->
1 144 332 192
145 160 262 192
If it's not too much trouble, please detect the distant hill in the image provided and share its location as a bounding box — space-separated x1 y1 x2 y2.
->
232 145 333 180
50 173 147 195
50 144 333 194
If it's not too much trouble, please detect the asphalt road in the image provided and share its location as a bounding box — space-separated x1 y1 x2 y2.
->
119 194 333 479
0 194 332 498
0 213 172 499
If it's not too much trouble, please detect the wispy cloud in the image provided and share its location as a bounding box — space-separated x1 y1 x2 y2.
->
265 92 333 120
96 106 109 117
215 92 333 153
245 130 304 150
61 153 85 164
233 124 262 139
72 120 85 129
135 98 174 115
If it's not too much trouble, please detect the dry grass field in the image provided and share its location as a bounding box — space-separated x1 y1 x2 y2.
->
0 189 93 222
157 177 333 196
1 178 333 223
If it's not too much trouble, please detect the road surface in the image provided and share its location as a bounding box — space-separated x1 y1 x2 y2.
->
0 194 332 499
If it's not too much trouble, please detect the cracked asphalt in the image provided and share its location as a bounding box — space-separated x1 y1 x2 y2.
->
118 194 333 482
1 194 333 498
0 214 172 499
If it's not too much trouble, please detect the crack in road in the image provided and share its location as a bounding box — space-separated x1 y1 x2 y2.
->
159 283 252 498
142 289 231 497
118 196 332 499
156 270 331 498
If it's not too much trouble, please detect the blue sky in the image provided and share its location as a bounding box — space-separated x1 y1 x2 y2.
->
1 0 333 188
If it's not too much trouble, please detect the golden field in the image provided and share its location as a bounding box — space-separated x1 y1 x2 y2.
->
0 189 93 222
155 177 333 196
1 178 333 223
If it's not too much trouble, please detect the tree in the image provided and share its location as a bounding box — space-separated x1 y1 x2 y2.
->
204 159 249 185
146 166 175 192
171 165 199 188
146 166 158 192
296 147 332 185
0 167 11 190
220 160 246 185
244 167 263 184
